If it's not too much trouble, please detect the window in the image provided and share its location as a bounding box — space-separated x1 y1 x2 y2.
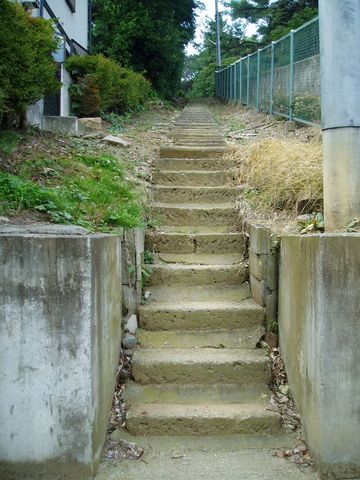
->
65 0 76 13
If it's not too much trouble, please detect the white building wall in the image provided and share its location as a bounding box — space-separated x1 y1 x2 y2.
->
45 0 89 50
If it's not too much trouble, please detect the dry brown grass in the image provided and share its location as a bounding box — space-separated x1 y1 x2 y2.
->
228 138 323 213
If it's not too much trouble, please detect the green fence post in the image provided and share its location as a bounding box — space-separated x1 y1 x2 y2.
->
239 60 242 104
270 41 275 114
289 30 295 120
256 49 261 111
247 55 250 105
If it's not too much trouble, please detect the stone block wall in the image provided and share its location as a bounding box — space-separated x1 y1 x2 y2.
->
248 224 280 330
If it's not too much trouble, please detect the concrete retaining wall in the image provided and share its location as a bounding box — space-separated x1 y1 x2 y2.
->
0 231 123 479
278 234 360 479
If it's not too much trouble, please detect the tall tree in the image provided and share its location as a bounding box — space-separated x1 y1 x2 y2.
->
92 0 200 97
227 0 318 41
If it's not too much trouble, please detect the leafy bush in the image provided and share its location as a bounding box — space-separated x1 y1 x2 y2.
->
0 0 59 124
65 54 152 116
293 94 321 123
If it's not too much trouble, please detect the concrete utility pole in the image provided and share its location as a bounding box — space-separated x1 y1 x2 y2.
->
215 0 222 67
320 0 360 230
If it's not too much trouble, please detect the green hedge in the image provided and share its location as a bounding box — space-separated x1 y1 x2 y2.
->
0 0 59 125
65 54 152 117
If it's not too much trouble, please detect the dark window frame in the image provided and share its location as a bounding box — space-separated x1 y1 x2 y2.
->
65 0 76 13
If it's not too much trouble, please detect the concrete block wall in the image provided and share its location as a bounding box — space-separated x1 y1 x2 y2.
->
278 234 360 479
0 230 123 479
248 224 280 330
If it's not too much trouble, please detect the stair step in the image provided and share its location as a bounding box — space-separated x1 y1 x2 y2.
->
146 231 246 255
125 381 270 405
126 403 282 436
145 283 251 302
154 157 236 171
153 203 235 226
132 348 270 385
146 263 248 286
151 185 242 203
155 252 244 265
139 299 264 331
137 327 264 349
160 146 227 158
153 170 236 186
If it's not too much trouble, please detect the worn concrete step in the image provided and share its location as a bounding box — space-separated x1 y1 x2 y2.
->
131 348 271 385
125 381 270 405
126 403 282 436
158 225 235 234
139 299 264 331
173 139 227 147
153 203 235 226
146 231 246 255
146 263 248 286
153 170 236 187
154 252 244 265
154 157 235 171
137 327 264 349
151 186 242 203
160 146 227 159
145 283 251 302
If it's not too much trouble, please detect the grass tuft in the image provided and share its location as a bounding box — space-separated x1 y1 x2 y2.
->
228 139 323 213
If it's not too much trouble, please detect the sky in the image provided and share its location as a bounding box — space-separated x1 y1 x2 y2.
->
186 0 257 56
186 0 227 55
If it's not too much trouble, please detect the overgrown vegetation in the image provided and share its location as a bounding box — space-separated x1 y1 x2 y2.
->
0 135 145 231
230 138 323 212
0 0 59 126
65 55 152 117
92 0 200 97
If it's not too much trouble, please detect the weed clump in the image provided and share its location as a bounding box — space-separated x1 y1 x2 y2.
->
229 138 323 213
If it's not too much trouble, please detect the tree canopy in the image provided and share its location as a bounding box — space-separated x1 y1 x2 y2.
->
227 0 318 41
92 0 200 97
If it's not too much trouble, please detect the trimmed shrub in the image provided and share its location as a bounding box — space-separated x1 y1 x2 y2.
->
65 54 152 116
0 0 59 124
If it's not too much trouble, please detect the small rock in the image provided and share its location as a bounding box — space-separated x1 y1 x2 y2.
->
279 384 290 396
144 290 151 300
296 214 313 223
122 333 137 349
79 117 103 131
125 314 138 334
102 135 131 148
124 349 134 357
0 216 10 224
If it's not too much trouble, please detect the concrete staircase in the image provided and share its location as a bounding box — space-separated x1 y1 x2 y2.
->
125 103 282 436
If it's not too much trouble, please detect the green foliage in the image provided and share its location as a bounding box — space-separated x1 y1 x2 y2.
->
91 0 199 97
0 152 144 230
186 18 256 98
298 212 324 234
66 54 152 116
0 130 22 156
227 0 318 42
293 94 321 123
0 0 59 124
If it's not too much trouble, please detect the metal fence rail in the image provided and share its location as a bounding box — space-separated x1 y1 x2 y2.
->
215 17 320 126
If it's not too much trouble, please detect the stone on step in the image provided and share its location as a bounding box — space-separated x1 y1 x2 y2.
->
125 381 270 405
152 170 236 187
160 146 227 159
131 348 271 385
126 403 282 436
139 300 265 331
147 263 248 286
137 327 264 349
152 203 235 226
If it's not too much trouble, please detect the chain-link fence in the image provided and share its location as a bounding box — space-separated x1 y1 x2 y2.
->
215 17 320 126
